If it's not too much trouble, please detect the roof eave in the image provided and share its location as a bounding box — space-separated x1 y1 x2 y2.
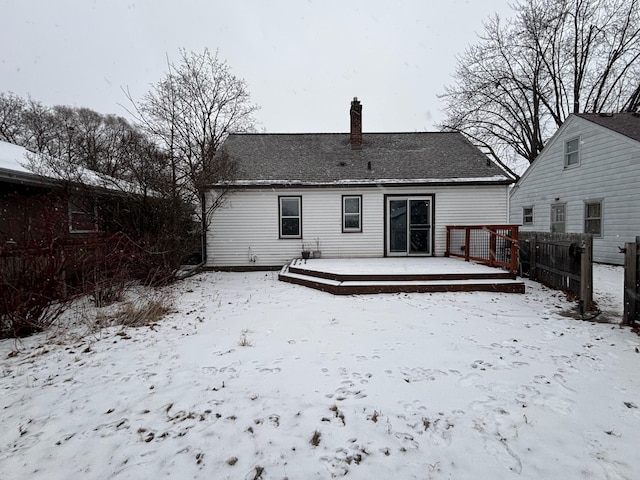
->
209 178 514 190
0 167 141 198
0 167 63 188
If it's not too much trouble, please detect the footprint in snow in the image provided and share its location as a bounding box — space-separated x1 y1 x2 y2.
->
400 366 447 383
333 386 367 401
258 366 281 374
471 360 492 370
458 373 482 387
552 372 576 392
536 393 575 415
483 436 523 474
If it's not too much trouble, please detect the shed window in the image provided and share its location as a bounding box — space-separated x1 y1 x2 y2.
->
69 196 98 233
279 196 301 238
565 137 580 167
342 195 362 232
522 206 534 226
584 201 602 236
551 204 566 233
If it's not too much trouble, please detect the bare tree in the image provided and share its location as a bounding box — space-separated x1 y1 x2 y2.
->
124 48 259 211
0 92 25 144
440 0 640 165
624 82 640 112
1 91 203 298
0 94 163 195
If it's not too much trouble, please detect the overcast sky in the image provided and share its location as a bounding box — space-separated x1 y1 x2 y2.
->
1 0 515 133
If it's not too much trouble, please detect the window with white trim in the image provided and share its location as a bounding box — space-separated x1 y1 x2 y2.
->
564 137 580 167
522 206 534 226
551 204 566 233
584 201 602 236
279 196 301 238
69 195 98 233
342 195 362 232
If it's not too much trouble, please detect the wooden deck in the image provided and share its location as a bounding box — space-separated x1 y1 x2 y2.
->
278 258 525 295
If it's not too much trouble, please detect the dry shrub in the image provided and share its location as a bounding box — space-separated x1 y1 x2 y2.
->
97 294 173 328
310 430 321 447
238 329 254 347
1 237 73 338
0 292 70 338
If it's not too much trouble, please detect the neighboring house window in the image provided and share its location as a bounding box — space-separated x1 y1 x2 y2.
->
69 196 98 233
584 201 602 236
551 204 566 233
342 195 362 232
522 206 534 226
564 137 580 167
279 196 302 238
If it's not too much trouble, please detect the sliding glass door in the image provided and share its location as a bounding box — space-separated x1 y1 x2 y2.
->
387 196 432 256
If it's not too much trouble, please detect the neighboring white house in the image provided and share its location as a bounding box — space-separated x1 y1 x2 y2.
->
204 98 516 269
509 112 640 265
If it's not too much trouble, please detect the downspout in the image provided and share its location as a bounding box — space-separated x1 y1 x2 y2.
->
200 191 207 266
175 192 207 280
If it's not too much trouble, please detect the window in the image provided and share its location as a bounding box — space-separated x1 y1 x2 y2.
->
565 137 580 167
584 201 602 236
551 204 566 233
279 196 301 238
522 206 534 226
68 196 98 233
342 195 362 232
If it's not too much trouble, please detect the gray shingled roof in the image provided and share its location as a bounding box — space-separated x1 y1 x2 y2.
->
575 112 640 143
216 132 512 186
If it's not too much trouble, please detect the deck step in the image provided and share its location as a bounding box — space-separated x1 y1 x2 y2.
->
278 263 525 295
288 264 517 282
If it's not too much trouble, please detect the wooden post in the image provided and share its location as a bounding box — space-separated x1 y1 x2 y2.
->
489 227 496 267
623 237 639 325
510 226 519 275
529 235 537 281
580 234 593 309
445 226 451 257
464 227 471 262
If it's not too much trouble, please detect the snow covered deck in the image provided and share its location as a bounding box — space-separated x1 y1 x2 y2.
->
279 257 525 294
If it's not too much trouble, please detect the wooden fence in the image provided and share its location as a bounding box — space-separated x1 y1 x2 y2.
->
445 225 519 274
623 236 640 326
519 232 593 307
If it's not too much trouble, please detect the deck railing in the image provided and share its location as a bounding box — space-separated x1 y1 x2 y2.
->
445 224 519 274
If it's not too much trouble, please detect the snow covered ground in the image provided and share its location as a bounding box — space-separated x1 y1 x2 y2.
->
1 263 639 479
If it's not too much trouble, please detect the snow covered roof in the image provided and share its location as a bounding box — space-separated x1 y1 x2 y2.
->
0 140 34 174
0 140 132 193
212 132 514 188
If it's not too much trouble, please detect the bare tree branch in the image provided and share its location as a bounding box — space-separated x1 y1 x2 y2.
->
124 48 259 217
440 0 640 165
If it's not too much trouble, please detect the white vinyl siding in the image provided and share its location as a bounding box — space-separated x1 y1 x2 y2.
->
510 114 640 264
206 184 509 267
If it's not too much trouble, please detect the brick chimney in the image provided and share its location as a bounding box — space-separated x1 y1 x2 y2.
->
350 97 362 149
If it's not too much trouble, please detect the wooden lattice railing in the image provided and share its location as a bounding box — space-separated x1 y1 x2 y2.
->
445 224 519 274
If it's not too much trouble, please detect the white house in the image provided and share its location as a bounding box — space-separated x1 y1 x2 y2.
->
509 112 640 265
204 98 515 269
